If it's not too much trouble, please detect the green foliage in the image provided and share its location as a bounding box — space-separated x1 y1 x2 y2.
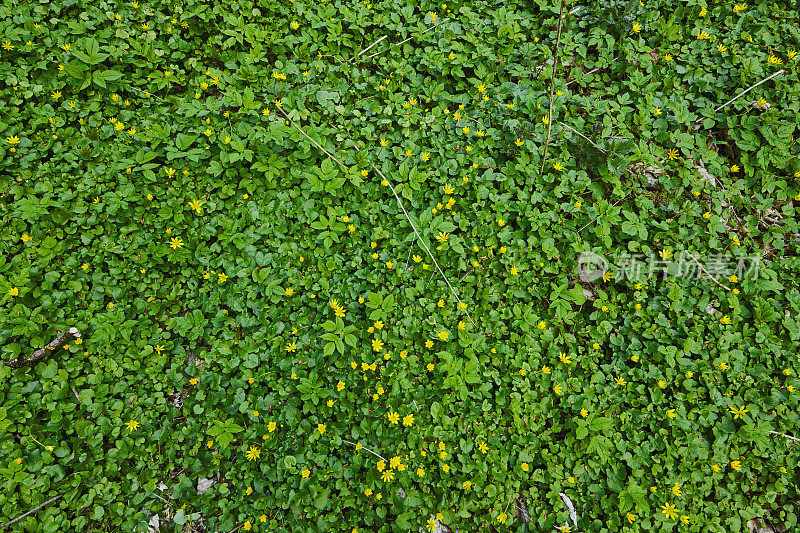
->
1 0 799 532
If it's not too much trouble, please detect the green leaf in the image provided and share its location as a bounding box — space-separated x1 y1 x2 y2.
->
588 435 612 464
590 416 612 433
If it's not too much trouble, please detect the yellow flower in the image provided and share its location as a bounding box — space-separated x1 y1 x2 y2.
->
188 199 204 213
699 6 707 16
653 107 662 116
672 482 682 497
218 273 228 283
626 513 636 523
632 22 642 33
497 513 507 523
1 41 14 50
387 411 399 424
301 468 310 478
667 148 679 160
720 315 731 325
291 21 299 29
5 135 20 145
580 408 588 417
718 44 728 52
615 376 627 386
666 409 676 419
783 368 792 376
661 503 678 520
552 162 564 172
731 460 742 471
729 405 748 419
767 54 782 65
402 414 414 426
553 384 563 394
521 462 529 472
285 342 297 353
125 420 140 432
426 363 435 371
245 446 261 461
386 261 393 269
417 467 425 477
697 30 710 39
788 49 798 61
718 361 729 370
169 237 184 250
317 423 326 434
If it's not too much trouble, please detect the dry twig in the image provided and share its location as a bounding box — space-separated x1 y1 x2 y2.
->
692 69 785 130
0 494 63 529
2 327 81 369
276 105 477 329
684 251 731 291
768 430 800 444
540 0 568 173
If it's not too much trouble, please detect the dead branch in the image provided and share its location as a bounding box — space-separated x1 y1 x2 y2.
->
2 327 81 369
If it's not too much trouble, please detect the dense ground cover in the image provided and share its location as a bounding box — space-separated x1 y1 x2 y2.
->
1 0 799 531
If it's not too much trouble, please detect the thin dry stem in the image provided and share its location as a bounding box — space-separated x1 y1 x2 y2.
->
558 122 606 154
342 440 387 462
540 0 568 174
685 251 731 291
365 19 448 59
692 69 785 130
367 160 477 329
275 107 345 167
0 494 63 529
768 430 800 443
277 105 476 329
355 35 387 59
